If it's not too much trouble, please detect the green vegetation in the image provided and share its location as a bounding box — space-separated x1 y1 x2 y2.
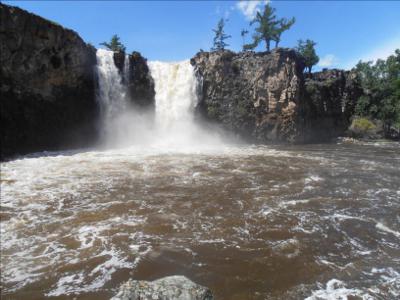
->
353 49 400 137
349 117 377 138
296 39 319 74
100 34 126 52
244 4 295 51
211 18 231 51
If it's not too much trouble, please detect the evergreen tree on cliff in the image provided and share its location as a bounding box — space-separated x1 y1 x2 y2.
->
274 18 295 48
296 39 319 73
100 34 126 52
211 18 231 51
244 4 295 51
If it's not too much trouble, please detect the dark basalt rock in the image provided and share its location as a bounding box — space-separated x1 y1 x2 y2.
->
303 69 363 142
113 51 125 74
0 3 98 159
191 49 363 143
126 51 155 109
191 48 305 143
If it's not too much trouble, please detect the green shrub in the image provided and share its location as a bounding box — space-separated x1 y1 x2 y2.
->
349 117 377 138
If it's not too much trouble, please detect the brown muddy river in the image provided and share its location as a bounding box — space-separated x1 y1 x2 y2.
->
1 141 399 299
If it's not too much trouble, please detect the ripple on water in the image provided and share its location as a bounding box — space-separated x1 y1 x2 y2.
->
1 142 400 299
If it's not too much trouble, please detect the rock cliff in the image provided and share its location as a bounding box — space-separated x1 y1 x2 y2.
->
126 51 155 109
303 69 363 142
0 4 98 159
191 49 362 143
191 49 305 143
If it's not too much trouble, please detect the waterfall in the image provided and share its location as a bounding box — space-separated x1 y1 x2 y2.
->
95 49 129 128
148 60 198 130
95 53 224 148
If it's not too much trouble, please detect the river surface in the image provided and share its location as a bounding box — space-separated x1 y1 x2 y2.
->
1 141 399 299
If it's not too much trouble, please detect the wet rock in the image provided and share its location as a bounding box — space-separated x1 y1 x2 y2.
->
111 276 214 300
126 51 155 109
0 3 98 159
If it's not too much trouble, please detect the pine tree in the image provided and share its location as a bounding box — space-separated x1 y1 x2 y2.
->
100 34 126 52
273 17 295 48
245 4 295 51
296 39 319 73
211 18 231 51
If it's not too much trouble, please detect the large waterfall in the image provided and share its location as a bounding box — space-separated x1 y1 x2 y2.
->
95 50 223 149
148 60 198 129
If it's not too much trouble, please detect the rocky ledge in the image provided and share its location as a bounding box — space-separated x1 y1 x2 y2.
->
126 51 155 109
0 3 98 159
111 276 214 300
191 49 362 143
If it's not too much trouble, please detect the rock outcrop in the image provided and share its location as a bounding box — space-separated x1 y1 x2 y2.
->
191 49 305 143
0 3 98 159
126 51 155 109
191 49 362 143
111 276 214 300
303 69 363 142
113 50 126 74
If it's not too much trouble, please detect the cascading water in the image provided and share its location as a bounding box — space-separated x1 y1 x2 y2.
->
146 60 224 148
148 60 198 129
95 49 129 136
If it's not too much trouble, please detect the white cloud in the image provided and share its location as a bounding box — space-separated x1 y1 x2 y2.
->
318 54 337 68
236 0 270 21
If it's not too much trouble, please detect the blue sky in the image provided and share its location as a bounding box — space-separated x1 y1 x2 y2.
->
4 0 400 69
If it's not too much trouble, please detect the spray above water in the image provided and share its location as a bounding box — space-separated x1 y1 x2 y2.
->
96 52 229 150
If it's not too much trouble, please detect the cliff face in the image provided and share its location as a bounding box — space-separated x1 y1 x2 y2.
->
127 51 155 109
0 4 98 159
191 49 305 142
191 49 362 143
303 69 363 142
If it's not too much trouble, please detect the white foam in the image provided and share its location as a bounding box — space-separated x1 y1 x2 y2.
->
375 222 400 238
305 279 373 300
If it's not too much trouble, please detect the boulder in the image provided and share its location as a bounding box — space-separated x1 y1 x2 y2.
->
111 275 214 300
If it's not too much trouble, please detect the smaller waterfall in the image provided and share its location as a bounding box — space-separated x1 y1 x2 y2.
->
96 49 129 125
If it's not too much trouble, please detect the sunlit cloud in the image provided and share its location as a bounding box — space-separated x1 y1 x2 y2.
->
236 0 270 21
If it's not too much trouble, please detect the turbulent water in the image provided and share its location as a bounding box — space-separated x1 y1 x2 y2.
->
1 54 400 300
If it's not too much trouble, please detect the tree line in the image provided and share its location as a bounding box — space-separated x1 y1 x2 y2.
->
353 50 400 137
211 3 319 73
